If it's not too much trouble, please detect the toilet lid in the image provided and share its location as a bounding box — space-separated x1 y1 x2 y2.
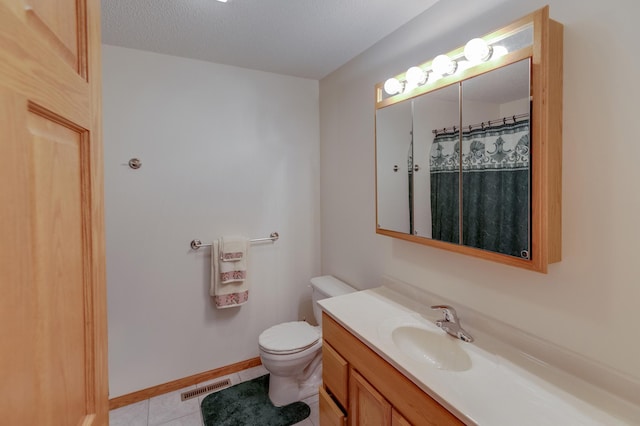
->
259 321 321 354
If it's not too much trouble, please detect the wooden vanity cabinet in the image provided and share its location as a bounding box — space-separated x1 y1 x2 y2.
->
320 385 348 426
349 368 392 425
320 313 464 426
392 409 412 426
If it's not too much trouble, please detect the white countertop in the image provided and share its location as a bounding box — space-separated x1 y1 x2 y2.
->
319 287 632 426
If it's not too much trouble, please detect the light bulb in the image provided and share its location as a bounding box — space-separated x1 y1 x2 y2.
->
432 54 457 76
383 78 404 95
492 46 509 59
405 66 427 86
464 38 492 63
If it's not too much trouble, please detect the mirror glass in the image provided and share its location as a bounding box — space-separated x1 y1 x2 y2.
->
414 84 460 241
376 100 412 233
461 59 531 258
375 59 532 258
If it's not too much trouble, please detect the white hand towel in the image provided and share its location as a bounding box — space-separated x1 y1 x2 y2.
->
220 236 246 261
210 238 250 308
219 236 248 283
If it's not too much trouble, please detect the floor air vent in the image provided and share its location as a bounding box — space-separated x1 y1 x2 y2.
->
181 378 232 401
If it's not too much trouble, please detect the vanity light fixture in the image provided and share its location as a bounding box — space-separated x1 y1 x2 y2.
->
431 54 457 77
405 66 428 86
382 35 511 96
492 45 509 59
464 38 493 63
455 60 473 74
383 77 404 95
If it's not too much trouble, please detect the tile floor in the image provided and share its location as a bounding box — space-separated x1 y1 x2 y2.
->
109 365 320 426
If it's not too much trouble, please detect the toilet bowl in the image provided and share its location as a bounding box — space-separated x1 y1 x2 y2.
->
258 276 356 406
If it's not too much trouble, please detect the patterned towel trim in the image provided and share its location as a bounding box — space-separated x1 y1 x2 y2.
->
220 252 244 261
220 270 246 283
215 290 249 308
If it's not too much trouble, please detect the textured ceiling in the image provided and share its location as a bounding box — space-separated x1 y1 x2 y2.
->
101 0 441 80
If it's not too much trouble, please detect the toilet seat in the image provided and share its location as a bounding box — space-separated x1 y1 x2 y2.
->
259 321 321 355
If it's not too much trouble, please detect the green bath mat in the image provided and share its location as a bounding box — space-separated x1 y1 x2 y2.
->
201 374 310 426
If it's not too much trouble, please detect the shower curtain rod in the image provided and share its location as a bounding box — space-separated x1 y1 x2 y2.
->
432 112 529 136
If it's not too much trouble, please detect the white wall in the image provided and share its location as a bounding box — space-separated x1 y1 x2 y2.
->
320 0 640 388
499 97 529 118
103 45 320 397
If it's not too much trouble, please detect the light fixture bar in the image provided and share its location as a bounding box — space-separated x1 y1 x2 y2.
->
381 30 522 97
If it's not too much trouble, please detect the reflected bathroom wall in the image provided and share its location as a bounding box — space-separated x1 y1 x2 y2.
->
376 101 412 233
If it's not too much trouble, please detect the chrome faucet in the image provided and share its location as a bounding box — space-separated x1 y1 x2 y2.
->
430 305 474 342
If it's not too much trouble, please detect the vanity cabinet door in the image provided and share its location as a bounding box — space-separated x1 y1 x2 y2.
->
392 408 412 426
349 369 392 426
323 342 349 409
320 386 347 426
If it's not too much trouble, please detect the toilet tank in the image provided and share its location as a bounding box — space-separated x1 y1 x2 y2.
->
310 275 356 324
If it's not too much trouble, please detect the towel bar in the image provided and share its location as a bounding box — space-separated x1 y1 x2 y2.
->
190 232 279 250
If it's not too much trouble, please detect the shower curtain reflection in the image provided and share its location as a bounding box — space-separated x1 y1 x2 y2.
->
430 119 530 257
430 130 460 244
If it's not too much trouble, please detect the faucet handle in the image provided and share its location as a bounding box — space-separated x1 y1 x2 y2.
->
430 305 458 323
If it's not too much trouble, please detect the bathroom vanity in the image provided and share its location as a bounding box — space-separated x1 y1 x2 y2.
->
318 287 635 425
320 313 462 425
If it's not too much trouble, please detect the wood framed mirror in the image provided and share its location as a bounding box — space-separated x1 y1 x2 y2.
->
374 6 563 273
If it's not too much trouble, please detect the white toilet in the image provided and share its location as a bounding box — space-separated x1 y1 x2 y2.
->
258 275 356 406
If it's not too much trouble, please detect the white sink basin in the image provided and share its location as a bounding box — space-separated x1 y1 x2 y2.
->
390 324 472 372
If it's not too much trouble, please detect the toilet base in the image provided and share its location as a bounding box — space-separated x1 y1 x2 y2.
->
268 362 322 407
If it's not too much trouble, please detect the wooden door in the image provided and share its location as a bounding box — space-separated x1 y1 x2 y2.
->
349 369 391 426
0 1 108 425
